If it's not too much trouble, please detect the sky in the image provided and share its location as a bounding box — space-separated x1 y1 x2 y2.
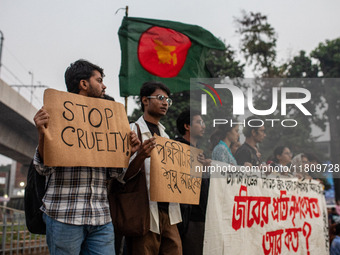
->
0 0 339 164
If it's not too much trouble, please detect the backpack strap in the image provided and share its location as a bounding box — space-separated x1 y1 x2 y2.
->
134 123 145 174
135 123 142 143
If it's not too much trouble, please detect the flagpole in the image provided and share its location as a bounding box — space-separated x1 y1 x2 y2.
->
124 5 129 113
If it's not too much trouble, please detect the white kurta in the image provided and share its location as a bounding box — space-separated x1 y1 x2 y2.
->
129 116 182 234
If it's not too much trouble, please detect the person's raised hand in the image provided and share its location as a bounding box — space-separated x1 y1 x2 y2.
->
34 107 49 134
129 131 141 155
138 137 156 159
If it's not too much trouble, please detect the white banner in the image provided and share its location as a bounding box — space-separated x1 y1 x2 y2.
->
204 161 329 255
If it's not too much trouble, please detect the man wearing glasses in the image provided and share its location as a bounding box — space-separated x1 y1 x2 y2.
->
125 81 182 255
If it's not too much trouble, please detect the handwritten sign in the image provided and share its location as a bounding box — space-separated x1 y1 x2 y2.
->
43 89 131 167
149 135 203 204
203 161 328 255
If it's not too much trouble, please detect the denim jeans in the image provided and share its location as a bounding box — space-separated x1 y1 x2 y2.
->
43 213 115 255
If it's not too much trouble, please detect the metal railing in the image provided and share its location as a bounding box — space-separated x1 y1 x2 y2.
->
0 205 49 255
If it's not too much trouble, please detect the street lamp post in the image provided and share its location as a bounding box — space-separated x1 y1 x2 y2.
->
28 71 34 103
0 30 4 77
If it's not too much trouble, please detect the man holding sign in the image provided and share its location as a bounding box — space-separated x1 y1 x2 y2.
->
175 110 211 255
125 81 182 255
33 60 140 255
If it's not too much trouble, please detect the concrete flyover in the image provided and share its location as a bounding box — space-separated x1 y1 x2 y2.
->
0 79 38 165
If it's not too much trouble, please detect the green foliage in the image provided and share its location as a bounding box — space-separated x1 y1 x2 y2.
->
284 51 327 131
241 78 324 163
234 11 334 179
311 38 340 77
235 11 277 77
311 38 340 199
310 39 340 162
284 51 319 78
206 44 244 78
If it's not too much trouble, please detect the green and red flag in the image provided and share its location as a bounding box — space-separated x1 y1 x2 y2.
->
118 17 226 96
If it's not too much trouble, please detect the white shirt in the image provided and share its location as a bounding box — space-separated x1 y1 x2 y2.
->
129 116 182 234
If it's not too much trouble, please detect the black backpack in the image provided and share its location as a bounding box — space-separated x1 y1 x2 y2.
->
24 160 49 234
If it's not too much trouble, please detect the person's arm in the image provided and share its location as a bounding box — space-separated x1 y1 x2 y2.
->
129 130 141 156
33 147 57 176
123 137 156 181
32 107 56 176
33 107 49 160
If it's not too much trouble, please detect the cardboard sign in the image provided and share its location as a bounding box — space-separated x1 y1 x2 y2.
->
203 161 329 255
150 135 203 204
43 89 131 167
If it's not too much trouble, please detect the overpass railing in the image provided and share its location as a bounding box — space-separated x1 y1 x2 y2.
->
0 205 48 255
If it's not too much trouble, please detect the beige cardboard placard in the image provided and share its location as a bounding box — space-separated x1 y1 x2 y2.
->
150 135 203 204
43 89 131 167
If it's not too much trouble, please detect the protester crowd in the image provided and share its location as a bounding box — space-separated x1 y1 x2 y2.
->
31 59 329 255
328 205 340 255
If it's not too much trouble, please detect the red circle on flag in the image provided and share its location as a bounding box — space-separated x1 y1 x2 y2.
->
138 26 192 78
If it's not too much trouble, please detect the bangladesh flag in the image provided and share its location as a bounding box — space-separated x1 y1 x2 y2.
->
118 17 226 97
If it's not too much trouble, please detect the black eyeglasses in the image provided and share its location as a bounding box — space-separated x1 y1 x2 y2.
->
147 94 172 107
193 120 205 126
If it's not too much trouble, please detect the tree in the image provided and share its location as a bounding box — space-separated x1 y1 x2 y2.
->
311 39 340 77
245 78 322 163
311 38 340 200
284 51 319 78
206 44 244 78
235 11 277 77
284 51 326 131
235 11 331 171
